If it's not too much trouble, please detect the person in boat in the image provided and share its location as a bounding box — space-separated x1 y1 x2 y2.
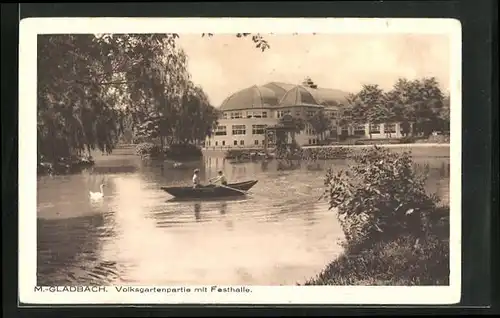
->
209 170 228 187
192 168 202 188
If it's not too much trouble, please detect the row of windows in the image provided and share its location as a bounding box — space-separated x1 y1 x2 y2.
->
223 111 270 119
276 110 291 118
341 123 398 134
214 124 268 136
326 111 339 119
215 123 341 137
305 126 316 135
221 109 340 120
214 123 399 137
206 139 265 147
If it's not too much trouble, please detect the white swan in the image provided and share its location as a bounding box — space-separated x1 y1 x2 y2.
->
173 162 184 168
89 184 105 200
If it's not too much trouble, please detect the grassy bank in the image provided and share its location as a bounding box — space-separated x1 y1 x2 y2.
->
304 221 449 286
303 146 450 286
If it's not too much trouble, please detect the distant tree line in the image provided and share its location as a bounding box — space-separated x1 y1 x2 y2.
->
341 77 450 138
276 76 450 146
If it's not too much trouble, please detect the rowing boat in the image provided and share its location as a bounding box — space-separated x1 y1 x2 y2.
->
160 180 258 199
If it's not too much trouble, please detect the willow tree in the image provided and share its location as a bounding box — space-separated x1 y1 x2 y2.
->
38 33 187 161
37 33 271 163
171 84 221 145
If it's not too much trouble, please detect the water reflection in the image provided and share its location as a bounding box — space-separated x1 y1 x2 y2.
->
194 203 201 221
37 206 120 285
37 151 450 286
220 202 228 215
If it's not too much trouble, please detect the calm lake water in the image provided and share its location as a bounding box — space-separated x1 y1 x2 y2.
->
37 147 450 286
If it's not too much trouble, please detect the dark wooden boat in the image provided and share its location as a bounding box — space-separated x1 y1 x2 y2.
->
160 180 258 199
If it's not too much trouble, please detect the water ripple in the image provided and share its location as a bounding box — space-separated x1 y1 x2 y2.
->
36 154 450 286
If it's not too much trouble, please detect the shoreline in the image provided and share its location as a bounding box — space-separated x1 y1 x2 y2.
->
202 142 450 152
302 143 450 149
202 143 450 159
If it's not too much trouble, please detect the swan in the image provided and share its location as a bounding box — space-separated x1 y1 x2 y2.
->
89 184 105 200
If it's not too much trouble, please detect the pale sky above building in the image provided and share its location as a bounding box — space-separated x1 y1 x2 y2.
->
176 33 451 107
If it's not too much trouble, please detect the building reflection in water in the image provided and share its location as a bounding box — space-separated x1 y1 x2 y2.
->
261 160 269 172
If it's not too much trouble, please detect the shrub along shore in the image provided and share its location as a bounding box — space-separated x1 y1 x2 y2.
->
300 146 450 286
221 142 449 161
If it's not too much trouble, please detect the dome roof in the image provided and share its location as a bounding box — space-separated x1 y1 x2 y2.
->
262 82 298 97
218 82 351 111
278 86 319 107
219 85 280 111
304 86 350 106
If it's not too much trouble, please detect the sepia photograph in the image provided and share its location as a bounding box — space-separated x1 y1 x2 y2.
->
19 17 462 304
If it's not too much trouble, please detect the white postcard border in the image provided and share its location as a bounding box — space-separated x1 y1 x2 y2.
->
19 17 462 305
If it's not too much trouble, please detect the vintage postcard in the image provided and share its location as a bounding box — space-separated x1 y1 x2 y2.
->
19 17 462 305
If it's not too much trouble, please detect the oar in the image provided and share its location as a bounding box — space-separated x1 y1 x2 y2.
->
219 184 250 195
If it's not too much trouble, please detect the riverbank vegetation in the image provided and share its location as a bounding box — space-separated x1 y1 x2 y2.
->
37 33 450 175
135 142 204 161
36 33 270 175
303 146 450 285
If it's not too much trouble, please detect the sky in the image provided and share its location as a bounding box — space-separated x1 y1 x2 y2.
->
175 33 451 107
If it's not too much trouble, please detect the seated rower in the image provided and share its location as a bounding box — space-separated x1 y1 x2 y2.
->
192 168 202 188
209 170 228 186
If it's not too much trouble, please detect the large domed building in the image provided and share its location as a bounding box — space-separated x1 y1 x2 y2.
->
205 80 352 149
205 79 399 149
205 78 410 150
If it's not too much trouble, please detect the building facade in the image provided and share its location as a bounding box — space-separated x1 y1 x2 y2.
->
204 81 404 150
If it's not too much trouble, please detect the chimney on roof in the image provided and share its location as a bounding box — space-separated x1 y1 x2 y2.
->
302 77 318 89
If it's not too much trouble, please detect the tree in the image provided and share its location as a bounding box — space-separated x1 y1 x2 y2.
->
347 84 387 139
37 33 271 164
336 105 353 140
385 77 445 137
308 109 331 142
278 114 306 143
38 33 187 161
170 84 221 145
438 94 450 133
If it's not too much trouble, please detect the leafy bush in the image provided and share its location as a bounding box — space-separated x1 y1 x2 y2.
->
225 149 258 159
420 134 450 144
322 146 443 251
301 147 352 160
275 140 301 160
165 143 203 160
354 138 402 145
399 136 416 144
303 146 450 286
135 142 162 157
